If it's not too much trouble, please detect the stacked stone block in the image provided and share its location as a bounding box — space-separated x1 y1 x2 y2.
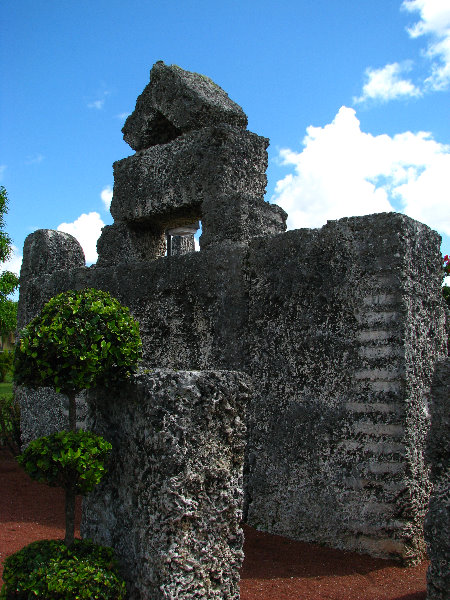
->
98 61 286 265
16 61 448 580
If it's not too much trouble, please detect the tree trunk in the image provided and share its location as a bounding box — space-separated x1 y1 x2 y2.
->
67 391 77 431
64 486 76 547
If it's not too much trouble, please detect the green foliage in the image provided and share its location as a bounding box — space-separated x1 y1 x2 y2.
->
0 188 19 334
0 300 17 338
0 392 20 456
1 539 126 599
443 285 450 308
18 430 112 494
14 288 142 396
0 186 14 264
0 350 13 382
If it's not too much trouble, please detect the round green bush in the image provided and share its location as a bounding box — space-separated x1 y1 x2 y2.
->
14 288 142 396
18 430 112 493
1 539 126 599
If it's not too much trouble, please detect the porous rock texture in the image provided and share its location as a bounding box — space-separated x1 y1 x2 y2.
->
245 213 447 564
111 126 268 225
424 359 450 599
17 61 448 576
122 61 247 151
82 369 249 600
17 387 87 448
19 228 85 281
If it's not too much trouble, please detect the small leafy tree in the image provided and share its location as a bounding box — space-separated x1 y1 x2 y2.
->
0 187 19 333
14 288 142 546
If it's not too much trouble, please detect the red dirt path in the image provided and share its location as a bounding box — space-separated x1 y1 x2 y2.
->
1 447 428 599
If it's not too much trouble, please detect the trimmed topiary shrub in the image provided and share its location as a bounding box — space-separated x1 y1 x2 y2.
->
14 287 141 546
18 430 112 494
14 288 142 430
4 288 141 597
0 539 126 599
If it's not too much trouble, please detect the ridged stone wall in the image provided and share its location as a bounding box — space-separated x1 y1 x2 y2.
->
245 213 447 564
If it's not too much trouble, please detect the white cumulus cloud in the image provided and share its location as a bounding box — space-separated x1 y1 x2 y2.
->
403 0 450 90
100 185 113 210
356 1 450 103
271 106 450 237
0 165 7 181
57 212 105 264
354 62 421 103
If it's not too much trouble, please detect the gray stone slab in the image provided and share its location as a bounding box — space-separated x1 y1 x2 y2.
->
122 62 247 151
20 229 85 281
111 126 268 227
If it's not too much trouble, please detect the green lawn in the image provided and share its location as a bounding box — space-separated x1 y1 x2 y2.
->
0 371 13 398
0 381 13 397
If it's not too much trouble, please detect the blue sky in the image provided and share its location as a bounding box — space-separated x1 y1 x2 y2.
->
1 0 449 288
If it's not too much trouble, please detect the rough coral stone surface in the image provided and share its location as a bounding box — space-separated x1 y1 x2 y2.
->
245 213 447 564
200 193 287 249
424 359 450 599
82 369 250 600
16 387 87 448
20 229 85 281
16 213 447 567
122 61 248 151
96 222 166 266
111 126 268 227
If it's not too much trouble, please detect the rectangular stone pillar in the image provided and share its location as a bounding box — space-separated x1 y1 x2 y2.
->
81 370 250 600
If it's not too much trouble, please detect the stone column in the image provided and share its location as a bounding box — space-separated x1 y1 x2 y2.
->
82 369 250 600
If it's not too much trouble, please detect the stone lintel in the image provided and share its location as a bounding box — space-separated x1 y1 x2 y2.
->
111 126 269 226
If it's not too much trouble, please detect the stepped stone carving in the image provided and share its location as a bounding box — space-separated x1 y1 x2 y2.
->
17 61 449 598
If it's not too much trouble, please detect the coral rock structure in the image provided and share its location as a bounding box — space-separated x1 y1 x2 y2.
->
424 359 450 599
17 62 448 597
83 370 249 600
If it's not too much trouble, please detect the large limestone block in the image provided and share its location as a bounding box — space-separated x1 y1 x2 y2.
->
201 192 287 249
122 61 248 151
111 125 268 227
20 229 85 281
96 223 166 266
245 213 447 563
82 369 250 600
